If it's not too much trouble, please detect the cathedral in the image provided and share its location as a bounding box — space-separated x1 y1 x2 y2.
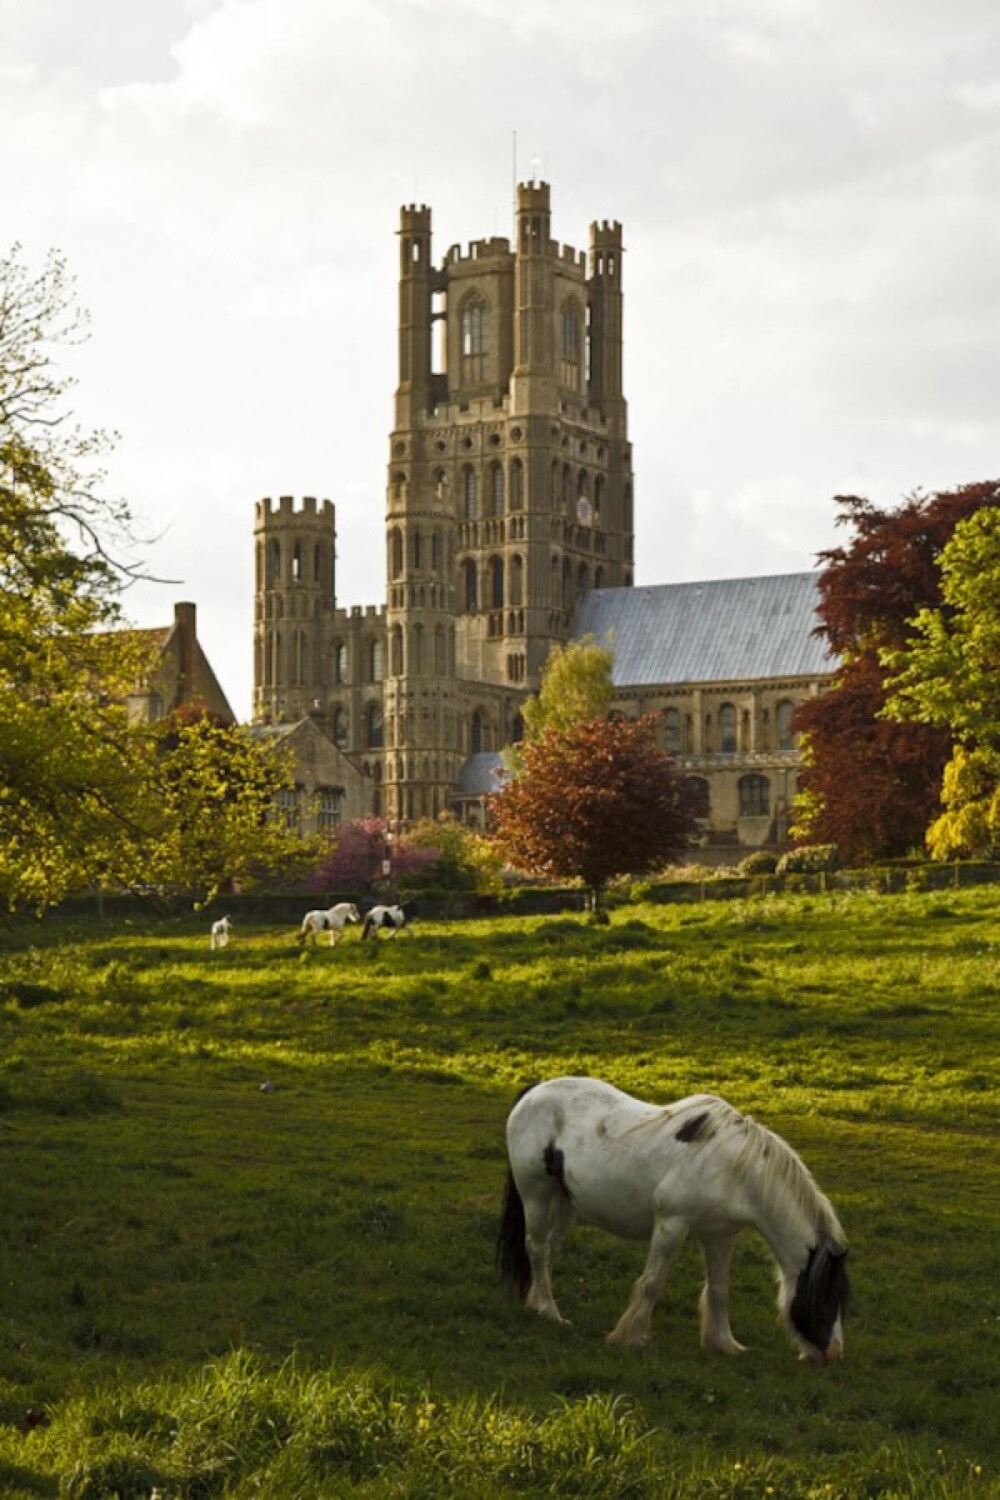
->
252 182 833 855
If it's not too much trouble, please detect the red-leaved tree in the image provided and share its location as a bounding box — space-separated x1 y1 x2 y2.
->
795 481 1000 862
488 715 697 911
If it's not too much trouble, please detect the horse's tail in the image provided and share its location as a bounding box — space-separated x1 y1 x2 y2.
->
496 1162 531 1301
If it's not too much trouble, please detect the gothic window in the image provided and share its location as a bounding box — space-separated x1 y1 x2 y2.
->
331 706 348 749
664 708 682 754
577 562 590 597
594 474 605 517
412 623 424 675
594 566 604 589
413 529 422 569
510 554 524 607
390 623 403 676
334 642 348 683
510 458 524 510
461 296 487 382
292 542 302 583
430 531 441 572
266 540 280 587
777 699 796 752
463 466 478 520
561 300 581 389
719 703 737 755
365 704 384 749
464 558 478 612
390 527 403 580
369 638 385 683
489 461 504 517
684 776 710 820
562 556 571 607
434 624 446 674
489 555 504 609
739 774 770 818
470 710 484 755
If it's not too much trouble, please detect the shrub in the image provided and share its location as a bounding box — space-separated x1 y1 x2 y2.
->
738 851 778 876
776 844 842 875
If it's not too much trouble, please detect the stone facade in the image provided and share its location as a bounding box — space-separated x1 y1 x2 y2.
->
251 182 834 853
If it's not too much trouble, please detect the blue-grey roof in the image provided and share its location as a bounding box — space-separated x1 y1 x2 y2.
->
572 573 835 688
455 751 506 797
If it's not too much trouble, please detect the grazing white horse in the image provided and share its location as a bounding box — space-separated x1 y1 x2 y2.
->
297 902 361 946
497 1077 849 1365
361 902 415 940
209 916 232 950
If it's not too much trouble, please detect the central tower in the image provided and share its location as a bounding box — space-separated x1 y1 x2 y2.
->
384 181 634 827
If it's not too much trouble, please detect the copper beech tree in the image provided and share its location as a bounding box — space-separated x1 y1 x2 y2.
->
793 481 1000 864
489 714 697 913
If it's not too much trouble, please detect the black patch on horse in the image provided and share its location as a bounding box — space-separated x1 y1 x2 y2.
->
543 1141 570 1198
789 1237 850 1353
676 1110 710 1143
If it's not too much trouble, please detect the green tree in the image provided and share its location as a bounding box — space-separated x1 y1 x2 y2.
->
521 635 614 742
0 246 152 908
141 710 316 903
490 714 696 914
882 505 1000 858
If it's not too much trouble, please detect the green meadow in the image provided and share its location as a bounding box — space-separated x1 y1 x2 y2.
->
0 887 997 1497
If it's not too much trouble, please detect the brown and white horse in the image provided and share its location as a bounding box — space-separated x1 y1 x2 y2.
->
497 1077 849 1365
297 903 361 946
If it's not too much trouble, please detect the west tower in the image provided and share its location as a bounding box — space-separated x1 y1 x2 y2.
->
384 181 634 826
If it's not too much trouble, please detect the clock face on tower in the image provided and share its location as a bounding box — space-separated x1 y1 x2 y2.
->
576 496 592 526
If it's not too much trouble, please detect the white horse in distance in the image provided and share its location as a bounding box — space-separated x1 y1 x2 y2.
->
209 916 232 950
498 1077 849 1366
298 902 362 946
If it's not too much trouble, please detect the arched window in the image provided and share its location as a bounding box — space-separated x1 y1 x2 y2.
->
412 623 424 675
292 542 302 583
490 555 504 608
390 623 403 676
664 708 681 754
463 466 478 521
510 458 524 510
461 296 487 382
510 554 524 608
390 528 403 580
331 706 348 750
266 540 280 587
334 642 348 684
365 703 384 749
684 776 710 820
434 624 446 674
594 474 605 517
719 703 737 755
470 710 484 755
430 531 441 572
561 300 581 388
777 699 796 752
412 529 422 569
489 461 504 517
739 774 770 818
577 562 590 597
369 639 385 683
464 558 478 612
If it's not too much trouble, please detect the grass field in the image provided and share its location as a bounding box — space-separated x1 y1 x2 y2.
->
0 886 997 1496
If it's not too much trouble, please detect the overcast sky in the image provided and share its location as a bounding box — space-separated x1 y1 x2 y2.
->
5 0 999 719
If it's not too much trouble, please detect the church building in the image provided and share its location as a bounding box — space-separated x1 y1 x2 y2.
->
252 182 833 855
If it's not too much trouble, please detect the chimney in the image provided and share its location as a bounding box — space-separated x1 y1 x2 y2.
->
174 601 197 705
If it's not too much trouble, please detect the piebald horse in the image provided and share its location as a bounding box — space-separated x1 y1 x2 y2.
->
297 903 361 946
497 1077 849 1365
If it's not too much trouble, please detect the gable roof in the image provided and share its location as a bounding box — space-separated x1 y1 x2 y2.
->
572 573 836 687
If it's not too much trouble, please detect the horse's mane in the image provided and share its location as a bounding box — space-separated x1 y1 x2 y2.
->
706 1099 844 1243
